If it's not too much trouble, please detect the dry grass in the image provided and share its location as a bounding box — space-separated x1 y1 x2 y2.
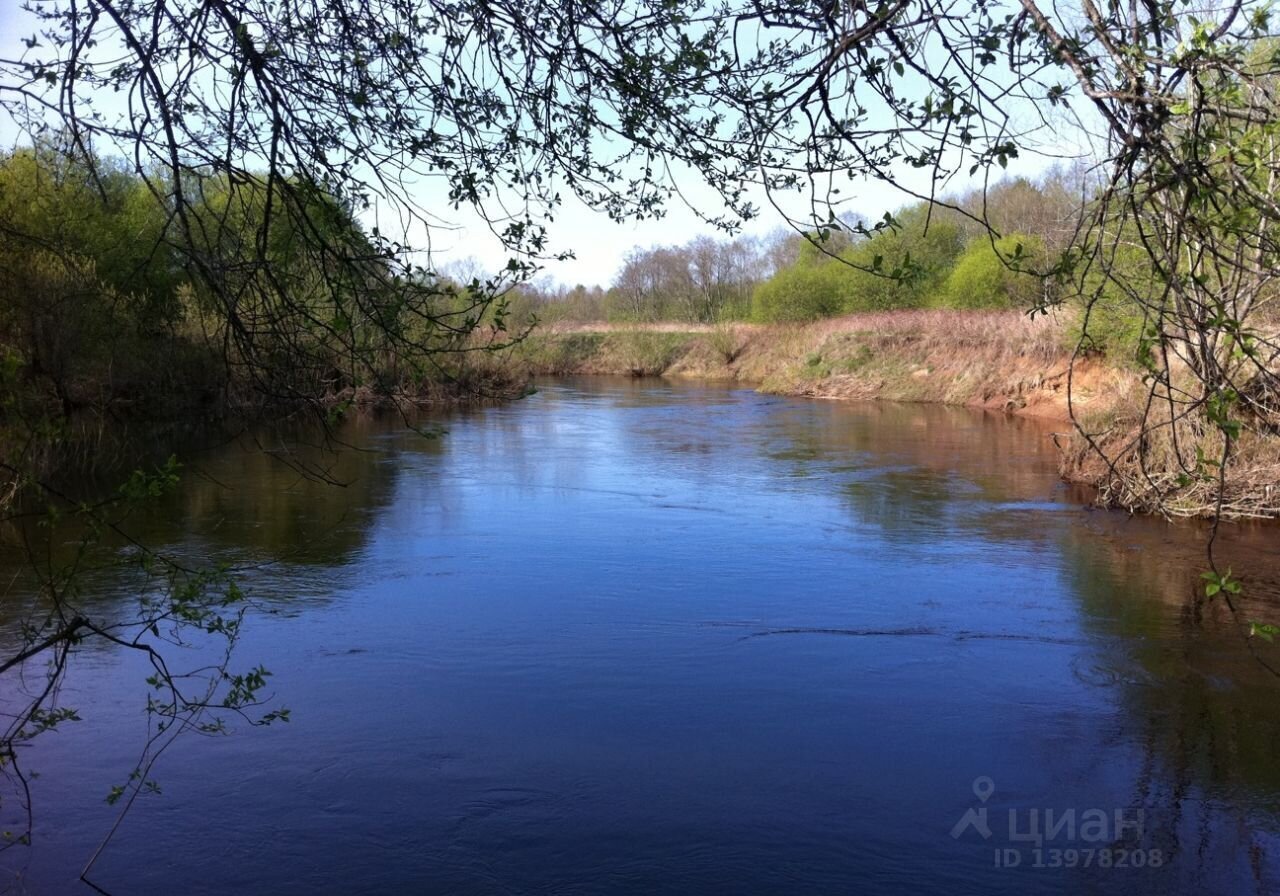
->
1060 378 1280 520
733 309 1080 416
545 320 720 334
809 308 1067 364
516 309 1081 416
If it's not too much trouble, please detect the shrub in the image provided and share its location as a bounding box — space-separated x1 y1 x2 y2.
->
840 217 966 312
751 261 848 322
1064 241 1152 364
939 234 1045 309
751 206 969 321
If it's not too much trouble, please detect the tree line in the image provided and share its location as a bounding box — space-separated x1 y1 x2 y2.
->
508 231 794 324
519 170 1089 325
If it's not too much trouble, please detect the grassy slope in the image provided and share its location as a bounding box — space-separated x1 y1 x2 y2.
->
513 310 1134 423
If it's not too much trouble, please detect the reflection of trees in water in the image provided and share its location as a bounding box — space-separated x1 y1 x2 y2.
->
1059 525 1280 893
841 467 970 535
0 414 446 642
759 400 1064 536
772 396 1280 889
167 416 428 566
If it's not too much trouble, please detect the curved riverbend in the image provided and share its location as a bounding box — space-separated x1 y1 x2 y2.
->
3 378 1278 894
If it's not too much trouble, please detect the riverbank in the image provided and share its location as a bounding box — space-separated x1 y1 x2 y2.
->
513 310 1124 422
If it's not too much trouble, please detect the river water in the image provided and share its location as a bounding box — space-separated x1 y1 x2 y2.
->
3 377 1279 894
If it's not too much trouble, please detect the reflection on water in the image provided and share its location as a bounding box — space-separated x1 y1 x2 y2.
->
2 377 1278 895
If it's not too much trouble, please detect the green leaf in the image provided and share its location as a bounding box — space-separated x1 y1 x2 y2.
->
1250 622 1280 642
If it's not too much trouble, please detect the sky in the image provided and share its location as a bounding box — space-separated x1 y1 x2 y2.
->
0 2 1081 290
405 169 944 289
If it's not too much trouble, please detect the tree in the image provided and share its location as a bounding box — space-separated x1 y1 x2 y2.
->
752 203 968 319
840 208 967 312
604 236 769 322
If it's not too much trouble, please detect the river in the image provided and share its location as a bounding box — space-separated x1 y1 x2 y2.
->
3 377 1279 894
